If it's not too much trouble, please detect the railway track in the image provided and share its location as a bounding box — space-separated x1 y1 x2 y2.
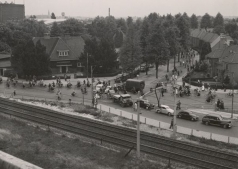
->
0 97 237 169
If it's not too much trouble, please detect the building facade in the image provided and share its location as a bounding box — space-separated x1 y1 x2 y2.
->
33 34 85 74
0 52 11 76
0 3 25 23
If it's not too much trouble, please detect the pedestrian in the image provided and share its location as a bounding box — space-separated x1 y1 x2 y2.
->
134 102 138 111
161 88 164 97
169 118 174 129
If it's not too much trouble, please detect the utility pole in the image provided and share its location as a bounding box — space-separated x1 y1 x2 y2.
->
231 72 234 118
87 53 88 79
136 99 140 158
173 79 177 137
91 66 93 106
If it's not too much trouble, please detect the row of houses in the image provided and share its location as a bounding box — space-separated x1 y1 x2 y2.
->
190 29 238 85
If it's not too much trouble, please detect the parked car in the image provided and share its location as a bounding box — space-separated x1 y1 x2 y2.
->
113 94 133 107
202 114 232 129
156 105 174 116
139 99 155 110
177 110 199 121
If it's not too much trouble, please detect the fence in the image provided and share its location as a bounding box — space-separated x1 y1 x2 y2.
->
97 104 238 145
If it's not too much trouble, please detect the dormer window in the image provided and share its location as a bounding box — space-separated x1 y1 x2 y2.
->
58 50 69 57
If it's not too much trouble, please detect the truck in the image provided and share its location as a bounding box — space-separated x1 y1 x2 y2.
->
125 79 145 93
113 94 133 107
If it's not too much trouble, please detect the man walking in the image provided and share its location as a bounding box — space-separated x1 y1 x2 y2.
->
169 118 174 129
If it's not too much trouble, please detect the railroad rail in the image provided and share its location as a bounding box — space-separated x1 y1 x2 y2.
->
0 97 237 169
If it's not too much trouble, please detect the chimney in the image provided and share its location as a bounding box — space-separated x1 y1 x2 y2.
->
44 33 50 39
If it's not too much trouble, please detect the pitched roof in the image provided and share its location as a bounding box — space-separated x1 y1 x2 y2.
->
206 48 225 59
32 37 58 55
222 45 238 64
32 36 85 61
0 53 11 59
190 29 219 43
0 60 11 68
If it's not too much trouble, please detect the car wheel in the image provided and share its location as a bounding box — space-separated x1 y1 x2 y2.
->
178 115 181 118
168 112 171 116
146 107 149 110
223 124 227 129
205 121 209 125
191 118 195 121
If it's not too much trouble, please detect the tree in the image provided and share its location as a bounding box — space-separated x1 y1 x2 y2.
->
80 38 118 74
51 13 56 19
199 41 211 60
200 13 212 30
225 22 238 35
50 22 61 37
119 24 142 72
176 15 190 52
59 18 85 36
165 26 180 71
116 18 127 33
213 25 225 35
146 21 169 78
140 17 150 75
213 12 224 27
126 17 133 28
11 40 50 76
190 14 198 29
88 16 117 42
113 29 124 48
0 41 11 53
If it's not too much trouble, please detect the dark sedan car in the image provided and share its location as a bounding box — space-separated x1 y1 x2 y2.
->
177 110 199 121
139 99 155 110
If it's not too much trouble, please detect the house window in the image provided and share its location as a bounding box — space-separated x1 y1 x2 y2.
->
58 50 69 56
77 62 82 67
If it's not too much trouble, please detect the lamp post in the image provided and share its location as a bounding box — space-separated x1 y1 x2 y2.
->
87 53 89 79
172 78 178 137
136 87 162 158
91 66 94 106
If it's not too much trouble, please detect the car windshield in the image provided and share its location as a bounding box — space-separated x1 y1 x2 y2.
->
163 106 169 109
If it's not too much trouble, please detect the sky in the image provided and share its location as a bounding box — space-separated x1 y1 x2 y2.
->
12 0 238 18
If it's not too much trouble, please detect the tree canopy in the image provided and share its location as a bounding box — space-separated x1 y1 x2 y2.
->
51 13 56 19
58 18 85 36
213 12 224 27
119 24 142 72
190 14 198 29
200 13 212 30
11 40 51 76
80 38 118 74
50 22 61 37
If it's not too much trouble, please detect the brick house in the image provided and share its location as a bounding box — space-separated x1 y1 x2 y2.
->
33 34 85 74
206 45 238 84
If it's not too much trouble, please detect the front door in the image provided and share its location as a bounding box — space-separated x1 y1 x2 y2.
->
61 66 66 73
